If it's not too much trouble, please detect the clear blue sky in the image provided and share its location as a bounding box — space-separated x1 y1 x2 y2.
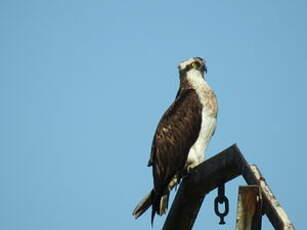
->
1 0 306 229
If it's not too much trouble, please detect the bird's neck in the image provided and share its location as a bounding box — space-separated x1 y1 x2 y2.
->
185 69 210 91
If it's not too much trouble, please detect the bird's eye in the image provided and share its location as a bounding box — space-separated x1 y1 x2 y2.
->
192 62 200 68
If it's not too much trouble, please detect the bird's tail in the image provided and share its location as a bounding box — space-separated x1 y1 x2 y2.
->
132 190 170 225
132 191 153 219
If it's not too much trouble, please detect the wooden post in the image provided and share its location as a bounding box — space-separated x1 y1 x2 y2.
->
236 185 262 230
249 165 295 230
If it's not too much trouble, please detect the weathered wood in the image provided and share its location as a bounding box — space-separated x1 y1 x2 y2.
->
162 144 295 230
241 164 296 230
249 165 295 230
236 185 262 230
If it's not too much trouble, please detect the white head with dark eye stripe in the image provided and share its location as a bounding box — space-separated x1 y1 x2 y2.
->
178 57 207 79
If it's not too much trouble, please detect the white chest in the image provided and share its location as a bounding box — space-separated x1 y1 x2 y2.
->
185 70 218 167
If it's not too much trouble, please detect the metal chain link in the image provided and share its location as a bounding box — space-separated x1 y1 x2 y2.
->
214 183 229 225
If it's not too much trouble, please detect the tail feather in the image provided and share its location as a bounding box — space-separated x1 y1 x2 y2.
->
133 190 170 226
151 192 170 225
158 193 169 215
132 191 153 219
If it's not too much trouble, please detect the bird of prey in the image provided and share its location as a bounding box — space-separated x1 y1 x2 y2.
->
132 57 218 224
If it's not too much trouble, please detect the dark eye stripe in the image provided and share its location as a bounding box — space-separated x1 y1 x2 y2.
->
184 62 200 71
194 62 200 67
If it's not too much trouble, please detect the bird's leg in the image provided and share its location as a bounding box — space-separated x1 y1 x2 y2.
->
167 175 178 192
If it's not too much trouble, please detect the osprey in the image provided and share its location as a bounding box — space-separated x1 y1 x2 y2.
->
132 57 218 224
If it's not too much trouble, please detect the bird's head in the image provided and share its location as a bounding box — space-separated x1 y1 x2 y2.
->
178 57 207 79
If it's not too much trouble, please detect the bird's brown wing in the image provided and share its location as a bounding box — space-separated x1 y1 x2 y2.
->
148 88 202 193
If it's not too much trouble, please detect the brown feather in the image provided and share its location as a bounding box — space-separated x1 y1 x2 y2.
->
147 86 202 222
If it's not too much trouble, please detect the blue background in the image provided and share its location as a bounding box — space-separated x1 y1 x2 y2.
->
1 0 306 229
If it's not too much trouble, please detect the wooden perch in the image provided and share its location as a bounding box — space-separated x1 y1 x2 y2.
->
162 144 295 230
236 185 262 230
